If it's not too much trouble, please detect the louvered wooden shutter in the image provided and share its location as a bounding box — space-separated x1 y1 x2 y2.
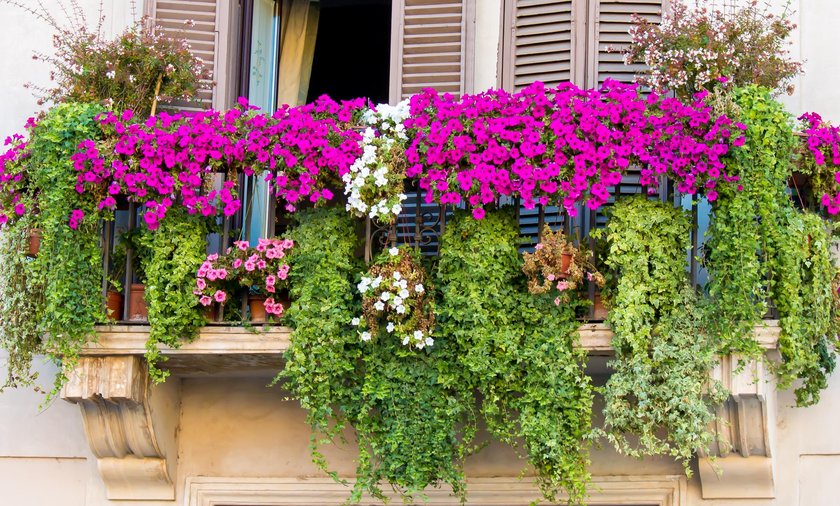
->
149 0 223 110
588 0 664 88
502 0 585 90
390 0 469 101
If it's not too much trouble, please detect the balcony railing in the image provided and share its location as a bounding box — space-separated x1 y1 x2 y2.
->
98 173 779 324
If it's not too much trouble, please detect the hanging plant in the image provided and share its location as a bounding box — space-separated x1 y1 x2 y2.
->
596 196 727 473
353 246 434 348
437 209 593 504
706 86 840 405
522 225 605 305
343 100 411 223
138 208 210 382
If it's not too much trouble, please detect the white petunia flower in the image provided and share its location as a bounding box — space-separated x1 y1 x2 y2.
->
351 317 361 326
389 247 399 256
393 296 403 306
361 331 372 342
386 322 395 333
380 291 391 301
374 301 385 311
414 284 425 294
413 330 424 341
393 271 402 281
402 336 410 345
399 288 410 299
425 337 434 347
371 276 382 288
396 305 406 314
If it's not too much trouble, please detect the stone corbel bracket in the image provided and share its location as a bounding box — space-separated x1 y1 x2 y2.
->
61 355 180 500
698 352 776 499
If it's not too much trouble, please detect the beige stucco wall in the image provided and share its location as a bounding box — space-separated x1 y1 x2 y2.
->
2 0 840 504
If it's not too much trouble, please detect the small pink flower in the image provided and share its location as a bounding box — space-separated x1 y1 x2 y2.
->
556 281 569 292
213 290 227 303
199 295 212 306
266 275 276 286
232 258 243 269
244 261 256 272
547 273 555 281
554 297 561 306
235 241 248 251
535 243 543 250
196 278 206 290
217 268 227 280
257 259 266 270
207 270 218 281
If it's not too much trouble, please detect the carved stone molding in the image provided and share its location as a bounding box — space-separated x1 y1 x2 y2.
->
185 475 687 506
61 356 180 500
698 354 776 499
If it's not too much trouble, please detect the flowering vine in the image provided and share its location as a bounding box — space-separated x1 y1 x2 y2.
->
799 112 840 215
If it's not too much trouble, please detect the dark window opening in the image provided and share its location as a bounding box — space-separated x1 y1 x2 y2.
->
306 0 392 104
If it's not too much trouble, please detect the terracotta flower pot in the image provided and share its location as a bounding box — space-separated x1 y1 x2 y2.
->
248 295 267 323
557 252 573 278
593 293 609 320
27 229 41 257
204 303 220 323
129 283 148 321
106 290 124 320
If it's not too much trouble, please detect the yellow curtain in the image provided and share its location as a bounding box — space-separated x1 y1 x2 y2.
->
277 0 320 106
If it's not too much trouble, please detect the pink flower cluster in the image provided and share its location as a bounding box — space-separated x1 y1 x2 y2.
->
264 96 366 212
799 112 840 214
405 80 745 217
194 237 293 317
71 96 365 229
0 134 30 226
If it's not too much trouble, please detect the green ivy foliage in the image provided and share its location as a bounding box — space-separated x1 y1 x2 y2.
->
436 209 593 504
0 218 45 390
138 208 209 382
597 196 727 472
706 85 839 405
278 207 363 488
25 102 105 393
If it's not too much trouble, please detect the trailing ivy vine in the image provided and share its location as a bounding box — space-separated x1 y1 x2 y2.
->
706 85 839 405
597 197 727 472
278 208 362 489
25 103 105 393
138 207 209 382
0 218 45 390
437 209 593 504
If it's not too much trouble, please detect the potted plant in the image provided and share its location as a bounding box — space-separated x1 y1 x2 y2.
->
522 225 605 308
195 238 293 323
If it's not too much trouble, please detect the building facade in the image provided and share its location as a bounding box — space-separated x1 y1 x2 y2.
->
1 0 840 504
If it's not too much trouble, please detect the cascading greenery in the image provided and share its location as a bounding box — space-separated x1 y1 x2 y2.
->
597 196 727 471
436 209 593 504
138 207 209 382
278 208 363 487
0 218 45 390
25 103 105 393
706 85 839 405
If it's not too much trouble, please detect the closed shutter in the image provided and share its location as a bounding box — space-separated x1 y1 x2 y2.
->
588 0 665 88
502 0 585 90
390 0 469 101
149 0 223 110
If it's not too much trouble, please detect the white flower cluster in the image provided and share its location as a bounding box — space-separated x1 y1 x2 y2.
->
352 267 433 349
343 100 411 223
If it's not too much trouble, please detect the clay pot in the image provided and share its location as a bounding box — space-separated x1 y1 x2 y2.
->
203 303 220 323
129 283 148 321
558 252 573 278
593 293 609 320
27 229 41 257
248 295 267 323
106 291 124 320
